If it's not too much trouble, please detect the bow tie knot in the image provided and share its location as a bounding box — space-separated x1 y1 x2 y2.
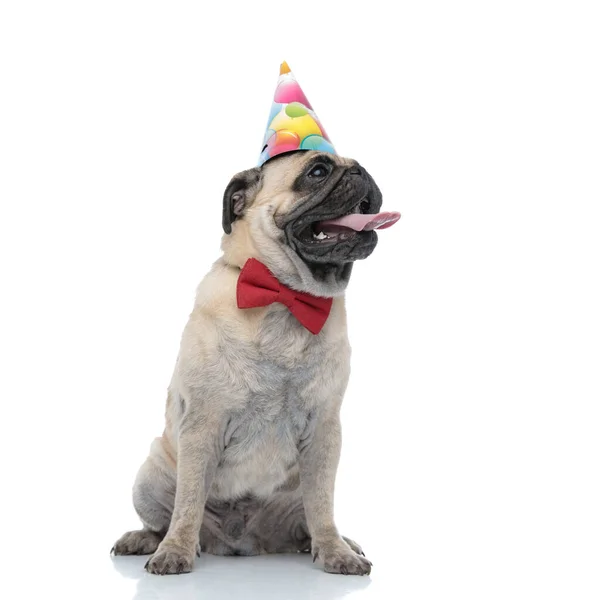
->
275 285 296 310
236 258 333 335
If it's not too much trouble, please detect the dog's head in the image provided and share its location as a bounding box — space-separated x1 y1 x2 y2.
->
222 151 393 297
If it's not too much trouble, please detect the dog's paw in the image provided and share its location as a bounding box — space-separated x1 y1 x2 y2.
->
145 542 195 575
342 535 366 557
111 529 163 556
313 537 372 575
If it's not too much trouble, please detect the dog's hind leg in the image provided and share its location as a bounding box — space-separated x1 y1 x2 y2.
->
112 438 176 555
111 529 163 556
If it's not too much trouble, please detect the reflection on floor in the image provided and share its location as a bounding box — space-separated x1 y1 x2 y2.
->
111 553 372 600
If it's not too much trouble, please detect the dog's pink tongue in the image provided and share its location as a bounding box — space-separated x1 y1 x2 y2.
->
316 211 401 233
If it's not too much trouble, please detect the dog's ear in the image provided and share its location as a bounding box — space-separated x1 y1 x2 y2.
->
222 168 261 234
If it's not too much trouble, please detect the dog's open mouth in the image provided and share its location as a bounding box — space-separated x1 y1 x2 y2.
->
283 164 400 265
297 198 401 245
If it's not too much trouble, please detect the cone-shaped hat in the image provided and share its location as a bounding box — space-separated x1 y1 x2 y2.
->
258 62 336 166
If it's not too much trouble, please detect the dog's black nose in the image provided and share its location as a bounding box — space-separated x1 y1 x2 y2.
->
349 166 361 175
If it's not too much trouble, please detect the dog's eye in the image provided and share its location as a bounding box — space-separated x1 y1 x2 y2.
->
308 164 329 178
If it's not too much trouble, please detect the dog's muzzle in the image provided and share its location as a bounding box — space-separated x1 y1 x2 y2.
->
282 166 388 264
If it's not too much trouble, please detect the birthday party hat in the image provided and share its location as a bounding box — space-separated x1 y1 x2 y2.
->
258 62 337 166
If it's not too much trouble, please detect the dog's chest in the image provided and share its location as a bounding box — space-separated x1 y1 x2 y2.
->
212 366 317 499
222 347 322 459
211 310 329 499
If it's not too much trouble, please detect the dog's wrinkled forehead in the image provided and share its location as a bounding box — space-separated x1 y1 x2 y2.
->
257 151 355 213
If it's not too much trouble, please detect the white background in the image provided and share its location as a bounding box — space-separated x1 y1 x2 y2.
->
1 1 599 599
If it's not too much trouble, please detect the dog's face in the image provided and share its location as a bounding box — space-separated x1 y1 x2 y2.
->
221 151 383 296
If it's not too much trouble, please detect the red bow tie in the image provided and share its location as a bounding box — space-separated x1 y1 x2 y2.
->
236 258 333 335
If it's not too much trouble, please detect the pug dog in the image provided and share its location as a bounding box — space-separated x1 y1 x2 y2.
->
111 150 400 575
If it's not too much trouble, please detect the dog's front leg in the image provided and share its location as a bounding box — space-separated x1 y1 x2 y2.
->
299 412 372 575
145 409 222 575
